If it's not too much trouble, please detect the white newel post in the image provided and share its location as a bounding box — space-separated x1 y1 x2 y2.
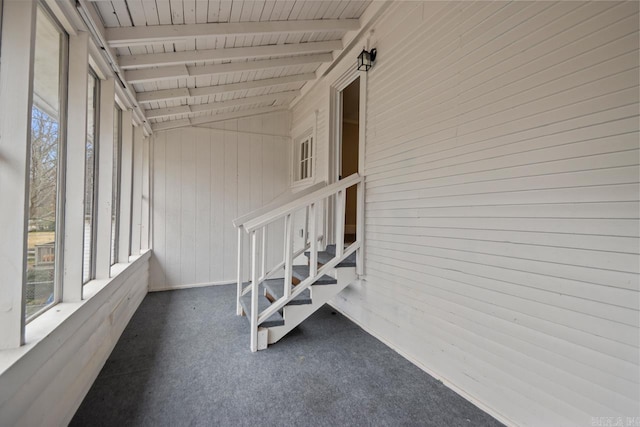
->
335 189 345 257
356 180 365 276
236 226 243 316
309 203 318 278
260 227 267 279
250 231 258 352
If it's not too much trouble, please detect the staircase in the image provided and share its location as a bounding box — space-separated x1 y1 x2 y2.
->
233 174 364 351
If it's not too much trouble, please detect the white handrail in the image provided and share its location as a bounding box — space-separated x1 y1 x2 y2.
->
233 181 326 228
237 172 364 352
243 173 361 233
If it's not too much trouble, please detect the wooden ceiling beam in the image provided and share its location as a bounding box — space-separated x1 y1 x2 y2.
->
136 73 315 104
145 91 299 120
119 40 342 69
106 19 359 48
125 53 332 84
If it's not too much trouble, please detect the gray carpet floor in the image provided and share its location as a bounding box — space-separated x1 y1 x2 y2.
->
71 284 502 427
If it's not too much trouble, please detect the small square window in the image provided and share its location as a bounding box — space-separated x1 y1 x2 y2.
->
294 133 313 183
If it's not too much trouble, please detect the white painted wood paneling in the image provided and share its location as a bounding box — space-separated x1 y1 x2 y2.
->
0 254 150 426
150 110 290 290
291 2 640 425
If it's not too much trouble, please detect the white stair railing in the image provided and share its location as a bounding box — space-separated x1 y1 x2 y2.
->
233 181 326 316
234 173 364 351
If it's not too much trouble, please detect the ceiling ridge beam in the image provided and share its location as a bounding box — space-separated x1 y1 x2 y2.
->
125 53 332 84
151 106 288 132
107 19 360 48
120 40 343 69
146 90 300 120
137 73 315 104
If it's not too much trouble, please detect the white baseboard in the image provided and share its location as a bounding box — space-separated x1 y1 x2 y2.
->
149 280 234 292
327 299 515 427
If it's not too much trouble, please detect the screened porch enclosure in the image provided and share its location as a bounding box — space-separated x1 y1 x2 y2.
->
0 1 639 426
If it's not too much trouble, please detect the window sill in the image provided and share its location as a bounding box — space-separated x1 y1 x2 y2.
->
292 177 315 190
0 250 151 376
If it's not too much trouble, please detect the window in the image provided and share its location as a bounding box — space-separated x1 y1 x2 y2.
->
111 105 122 266
25 5 67 320
83 72 99 284
297 134 313 181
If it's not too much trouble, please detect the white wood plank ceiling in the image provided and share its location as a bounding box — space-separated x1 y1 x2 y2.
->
90 0 371 131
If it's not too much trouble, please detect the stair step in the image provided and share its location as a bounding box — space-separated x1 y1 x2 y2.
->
292 265 337 285
303 249 356 268
263 278 312 305
239 287 284 328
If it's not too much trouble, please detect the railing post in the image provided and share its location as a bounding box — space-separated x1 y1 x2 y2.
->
250 230 259 352
335 189 345 257
309 203 318 278
260 227 267 279
283 213 294 298
236 227 244 316
356 179 365 276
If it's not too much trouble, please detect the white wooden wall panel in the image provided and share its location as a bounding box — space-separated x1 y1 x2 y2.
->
0 255 150 427
150 111 290 291
291 2 640 425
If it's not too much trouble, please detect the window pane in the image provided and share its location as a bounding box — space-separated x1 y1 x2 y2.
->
83 74 98 284
111 106 121 266
25 7 63 319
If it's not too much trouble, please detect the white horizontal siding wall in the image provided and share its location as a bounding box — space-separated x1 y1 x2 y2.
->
291 2 640 425
150 111 290 291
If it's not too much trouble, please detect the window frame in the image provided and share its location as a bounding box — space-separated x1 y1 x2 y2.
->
110 104 122 267
82 69 100 285
25 3 69 323
291 113 317 188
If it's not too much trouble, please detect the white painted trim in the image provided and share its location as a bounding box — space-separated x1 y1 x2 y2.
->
106 19 359 47
63 31 90 302
327 299 516 427
140 137 150 251
117 110 133 263
120 40 342 69
151 106 288 132
0 0 36 348
137 73 315 104
125 54 332 84
130 126 144 255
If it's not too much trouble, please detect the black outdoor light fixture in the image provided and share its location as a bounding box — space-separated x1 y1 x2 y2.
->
357 48 377 71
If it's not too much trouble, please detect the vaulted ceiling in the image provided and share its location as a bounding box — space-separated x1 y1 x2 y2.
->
89 0 372 132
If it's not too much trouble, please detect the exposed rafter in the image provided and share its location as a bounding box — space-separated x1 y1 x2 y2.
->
151 106 288 132
137 73 315 105
145 91 299 120
106 19 360 48
119 40 342 69
126 53 332 84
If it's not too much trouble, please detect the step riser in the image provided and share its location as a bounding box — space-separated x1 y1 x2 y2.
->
267 266 357 345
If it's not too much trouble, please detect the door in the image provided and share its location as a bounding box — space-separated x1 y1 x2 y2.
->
339 78 360 244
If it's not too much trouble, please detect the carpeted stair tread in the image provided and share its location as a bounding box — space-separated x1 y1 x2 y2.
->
263 278 312 305
303 250 356 267
292 265 337 285
239 287 284 328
